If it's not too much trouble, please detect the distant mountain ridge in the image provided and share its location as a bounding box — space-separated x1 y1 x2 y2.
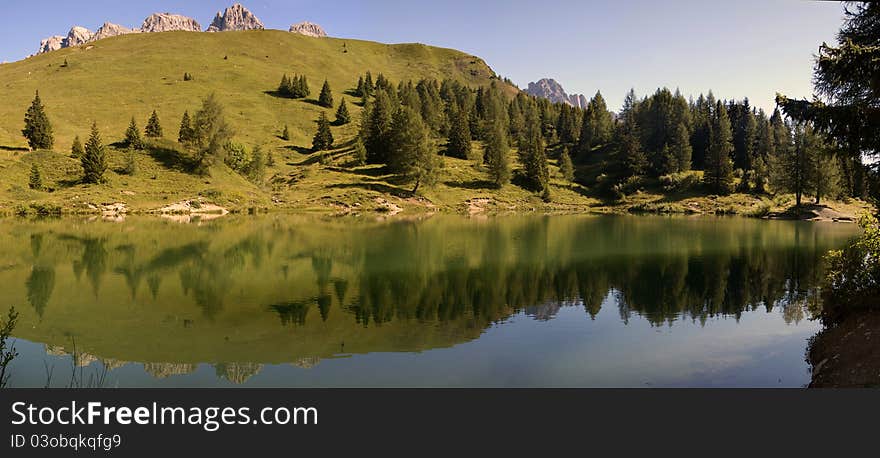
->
31 3 326 57
525 78 587 108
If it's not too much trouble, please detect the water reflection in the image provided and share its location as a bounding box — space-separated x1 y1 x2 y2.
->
0 215 860 387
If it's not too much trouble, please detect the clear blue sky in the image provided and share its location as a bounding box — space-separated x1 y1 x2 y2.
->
1 0 845 113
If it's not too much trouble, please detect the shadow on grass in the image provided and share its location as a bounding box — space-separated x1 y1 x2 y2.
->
327 182 412 198
0 145 29 152
443 179 496 190
146 144 197 173
302 99 332 109
326 164 389 177
57 177 83 188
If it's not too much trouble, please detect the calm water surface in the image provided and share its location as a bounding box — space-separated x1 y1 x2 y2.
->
0 214 861 387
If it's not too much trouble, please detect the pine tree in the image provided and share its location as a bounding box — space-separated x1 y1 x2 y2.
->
312 112 334 152
246 145 266 183
560 147 575 183
278 74 291 97
318 79 334 108
70 136 84 158
518 104 550 192
298 75 310 98
446 107 472 159
335 99 351 125
669 122 692 172
145 110 163 138
484 121 510 188
192 94 233 173
81 122 107 184
364 72 374 96
178 111 195 144
364 88 394 164
356 76 366 97
582 91 613 148
281 124 290 141
705 101 735 194
29 163 43 190
22 90 54 150
388 106 441 193
353 136 367 166
614 89 647 178
124 117 144 150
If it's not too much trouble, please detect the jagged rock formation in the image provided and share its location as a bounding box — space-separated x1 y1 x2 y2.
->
32 6 325 57
207 3 264 32
38 36 65 54
143 362 198 379
93 22 137 41
64 26 94 47
293 357 321 369
289 21 327 37
140 13 202 33
525 78 588 109
215 362 263 384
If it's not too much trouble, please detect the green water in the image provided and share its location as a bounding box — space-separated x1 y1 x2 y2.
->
0 214 860 387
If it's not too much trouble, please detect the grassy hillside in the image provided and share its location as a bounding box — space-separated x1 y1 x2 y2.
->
0 30 509 148
0 30 865 217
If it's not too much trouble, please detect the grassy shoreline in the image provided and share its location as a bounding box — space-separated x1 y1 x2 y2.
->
2 143 869 219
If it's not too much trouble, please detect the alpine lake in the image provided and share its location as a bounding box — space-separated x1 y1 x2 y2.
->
0 213 860 387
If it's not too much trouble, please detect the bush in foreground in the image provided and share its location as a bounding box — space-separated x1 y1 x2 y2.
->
820 215 880 326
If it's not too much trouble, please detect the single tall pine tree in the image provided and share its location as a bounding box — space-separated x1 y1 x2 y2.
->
22 90 54 151
705 101 735 194
389 106 441 193
145 110 163 138
81 122 107 184
484 121 510 188
29 163 43 190
335 99 351 125
560 147 575 183
519 104 550 193
70 136 84 158
312 112 334 152
446 107 472 159
178 111 195 144
356 76 366 97
318 79 334 108
124 117 144 150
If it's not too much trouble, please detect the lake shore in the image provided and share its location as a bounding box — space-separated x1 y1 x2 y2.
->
1 185 869 222
808 310 880 388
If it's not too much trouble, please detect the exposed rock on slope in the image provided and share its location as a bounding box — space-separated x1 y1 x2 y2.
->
93 22 137 41
525 78 588 108
207 3 264 32
64 26 94 47
38 36 65 54
140 13 202 33
289 21 327 37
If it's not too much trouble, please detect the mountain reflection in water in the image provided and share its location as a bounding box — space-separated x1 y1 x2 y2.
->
0 214 860 387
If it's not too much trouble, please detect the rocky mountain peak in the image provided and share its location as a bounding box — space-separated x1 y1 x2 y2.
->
64 26 94 47
37 36 65 55
289 21 327 37
140 13 202 33
206 3 264 32
525 78 588 109
93 22 137 41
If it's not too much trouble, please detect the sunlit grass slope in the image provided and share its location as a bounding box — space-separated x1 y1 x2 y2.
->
0 30 508 148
